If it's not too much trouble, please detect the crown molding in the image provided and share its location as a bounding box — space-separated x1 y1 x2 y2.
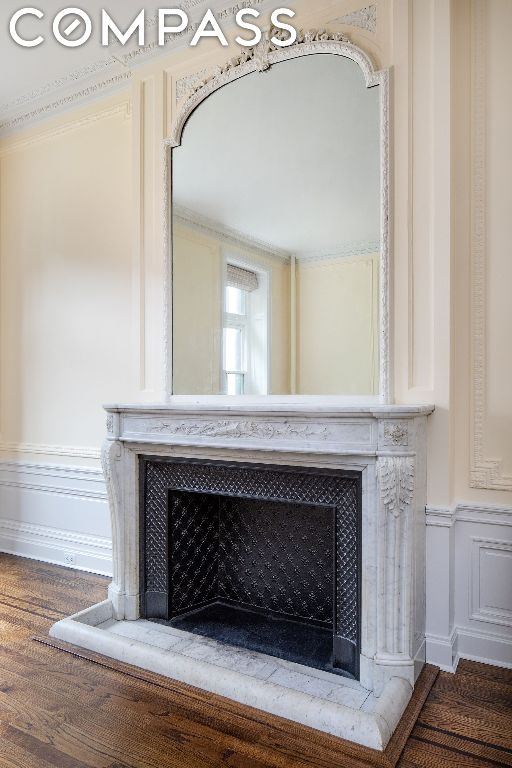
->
174 205 291 263
0 0 269 138
0 76 132 137
296 241 380 263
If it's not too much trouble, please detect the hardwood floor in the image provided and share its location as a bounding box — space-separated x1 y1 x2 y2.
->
0 553 510 768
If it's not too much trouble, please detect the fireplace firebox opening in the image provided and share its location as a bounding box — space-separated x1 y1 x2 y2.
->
140 458 362 679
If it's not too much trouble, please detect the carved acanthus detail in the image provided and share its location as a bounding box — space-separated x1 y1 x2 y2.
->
377 457 414 517
149 419 329 441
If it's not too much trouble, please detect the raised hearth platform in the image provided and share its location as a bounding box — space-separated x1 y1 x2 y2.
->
50 599 412 750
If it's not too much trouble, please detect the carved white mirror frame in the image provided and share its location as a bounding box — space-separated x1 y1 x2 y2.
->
162 29 391 403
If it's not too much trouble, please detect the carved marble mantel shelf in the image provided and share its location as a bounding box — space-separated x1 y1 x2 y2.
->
51 401 434 751
103 401 434 455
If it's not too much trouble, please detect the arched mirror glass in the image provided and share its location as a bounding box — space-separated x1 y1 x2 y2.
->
172 52 382 396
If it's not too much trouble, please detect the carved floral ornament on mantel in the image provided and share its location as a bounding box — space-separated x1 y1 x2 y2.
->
383 422 409 446
149 419 329 441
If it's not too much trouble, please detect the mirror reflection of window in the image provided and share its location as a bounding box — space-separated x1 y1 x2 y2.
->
223 261 269 395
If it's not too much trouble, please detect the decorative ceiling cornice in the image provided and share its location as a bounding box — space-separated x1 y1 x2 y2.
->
0 72 132 134
0 0 268 137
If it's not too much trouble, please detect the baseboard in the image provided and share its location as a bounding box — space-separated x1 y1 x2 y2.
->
0 519 112 575
0 459 111 575
426 625 512 672
456 627 512 670
425 629 459 672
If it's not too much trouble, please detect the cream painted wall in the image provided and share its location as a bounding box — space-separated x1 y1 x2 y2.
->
296 255 379 395
0 97 134 461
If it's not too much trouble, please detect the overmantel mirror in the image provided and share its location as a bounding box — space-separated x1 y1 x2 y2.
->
165 30 390 401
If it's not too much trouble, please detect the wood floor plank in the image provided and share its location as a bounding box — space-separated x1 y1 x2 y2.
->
412 724 512 766
0 553 510 768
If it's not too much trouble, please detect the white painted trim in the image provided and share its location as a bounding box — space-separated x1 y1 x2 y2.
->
425 501 512 673
426 502 512 527
456 626 512 670
0 460 106 501
425 505 456 527
0 519 112 576
470 536 512 627
425 628 459 673
0 442 101 460
0 459 111 575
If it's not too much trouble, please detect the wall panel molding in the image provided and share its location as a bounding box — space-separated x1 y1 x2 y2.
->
469 0 512 491
470 536 512 627
426 500 512 671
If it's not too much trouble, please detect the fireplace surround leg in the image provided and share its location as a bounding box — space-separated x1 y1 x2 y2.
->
101 439 139 621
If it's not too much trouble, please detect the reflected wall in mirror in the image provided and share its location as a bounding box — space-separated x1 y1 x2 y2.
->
172 52 381 396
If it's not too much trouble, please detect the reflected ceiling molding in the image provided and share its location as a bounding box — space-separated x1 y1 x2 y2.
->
333 5 377 34
173 205 292 263
296 241 380 264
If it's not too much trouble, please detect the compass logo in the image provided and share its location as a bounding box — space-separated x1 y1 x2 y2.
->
9 7 297 49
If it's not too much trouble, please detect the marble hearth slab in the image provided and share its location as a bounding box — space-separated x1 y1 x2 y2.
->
50 600 412 750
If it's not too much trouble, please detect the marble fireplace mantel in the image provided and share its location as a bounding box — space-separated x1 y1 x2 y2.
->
51 401 434 750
